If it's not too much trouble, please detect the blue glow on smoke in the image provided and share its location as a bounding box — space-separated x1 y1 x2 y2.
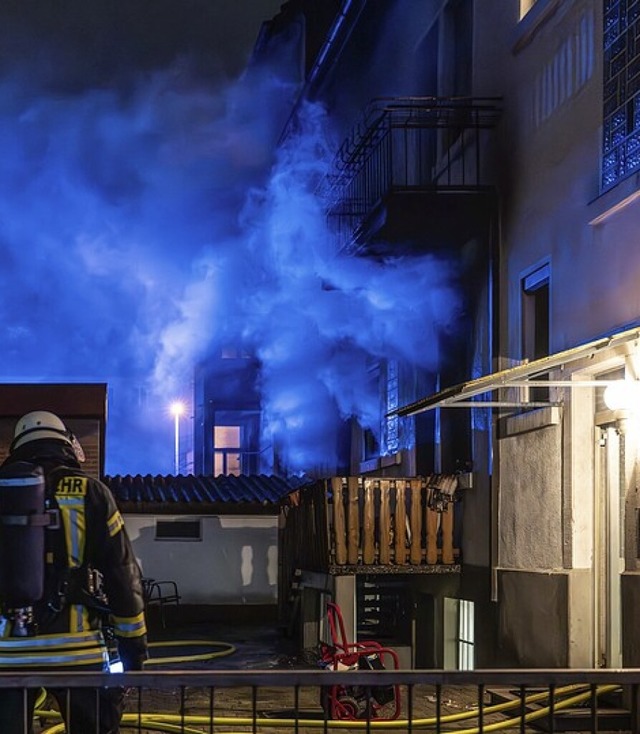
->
0 45 462 475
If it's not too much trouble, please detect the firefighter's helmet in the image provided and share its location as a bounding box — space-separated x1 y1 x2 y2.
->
11 411 85 462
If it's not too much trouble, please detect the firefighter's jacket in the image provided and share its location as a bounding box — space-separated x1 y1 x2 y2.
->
0 440 148 670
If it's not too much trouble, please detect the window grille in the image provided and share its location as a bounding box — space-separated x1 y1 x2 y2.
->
385 360 400 454
603 0 640 190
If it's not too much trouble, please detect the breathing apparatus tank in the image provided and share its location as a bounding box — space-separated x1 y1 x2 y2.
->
0 461 58 636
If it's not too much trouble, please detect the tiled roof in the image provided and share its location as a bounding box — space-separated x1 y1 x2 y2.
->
103 473 310 514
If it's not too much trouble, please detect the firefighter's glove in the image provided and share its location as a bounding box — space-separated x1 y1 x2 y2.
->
117 636 149 671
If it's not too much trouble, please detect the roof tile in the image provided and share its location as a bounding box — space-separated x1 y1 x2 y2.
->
104 473 310 508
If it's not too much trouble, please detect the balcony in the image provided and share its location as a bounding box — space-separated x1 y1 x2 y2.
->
323 96 502 255
279 475 461 581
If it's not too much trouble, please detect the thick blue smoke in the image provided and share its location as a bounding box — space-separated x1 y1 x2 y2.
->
153 99 463 473
0 27 462 476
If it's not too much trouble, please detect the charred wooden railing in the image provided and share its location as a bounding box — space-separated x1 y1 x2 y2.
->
280 475 460 582
328 475 459 571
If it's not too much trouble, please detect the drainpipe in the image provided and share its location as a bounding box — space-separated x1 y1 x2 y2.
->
305 0 367 100
279 0 367 144
490 189 501 604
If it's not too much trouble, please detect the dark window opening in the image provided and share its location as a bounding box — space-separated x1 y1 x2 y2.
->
363 428 380 461
155 520 202 541
450 0 473 98
357 577 411 646
362 360 382 462
440 0 474 150
531 283 550 360
522 264 550 403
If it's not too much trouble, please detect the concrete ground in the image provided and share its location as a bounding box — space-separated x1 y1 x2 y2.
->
30 612 630 732
137 616 631 734
146 607 299 669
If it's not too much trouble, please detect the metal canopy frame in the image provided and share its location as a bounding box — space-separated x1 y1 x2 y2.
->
394 326 640 417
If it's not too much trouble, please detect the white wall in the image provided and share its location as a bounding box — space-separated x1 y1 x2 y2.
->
124 514 279 605
498 411 563 570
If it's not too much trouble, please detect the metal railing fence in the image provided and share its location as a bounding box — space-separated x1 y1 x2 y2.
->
322 96 502 253
6 666 640 733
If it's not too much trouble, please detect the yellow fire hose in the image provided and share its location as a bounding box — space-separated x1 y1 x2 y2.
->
33 669 621 734
33 639 236 733
143 638 237 666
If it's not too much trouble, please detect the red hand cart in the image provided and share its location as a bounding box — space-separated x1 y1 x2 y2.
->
319 601 402 720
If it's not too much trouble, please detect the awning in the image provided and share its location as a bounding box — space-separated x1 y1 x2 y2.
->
394 325 640 417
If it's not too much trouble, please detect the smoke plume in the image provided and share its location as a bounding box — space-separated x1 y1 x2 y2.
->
0 6 462 475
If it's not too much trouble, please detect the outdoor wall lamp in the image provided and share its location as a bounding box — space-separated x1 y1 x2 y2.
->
603 379 640 412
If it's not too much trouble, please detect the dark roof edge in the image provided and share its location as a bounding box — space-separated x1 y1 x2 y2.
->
116 501 280 516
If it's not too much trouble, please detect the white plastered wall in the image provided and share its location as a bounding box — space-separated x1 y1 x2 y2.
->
123 514 279 605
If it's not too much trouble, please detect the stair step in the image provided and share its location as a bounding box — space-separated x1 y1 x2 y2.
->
487 687 631 732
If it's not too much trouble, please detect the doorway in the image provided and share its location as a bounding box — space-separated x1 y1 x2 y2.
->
594 423 623 667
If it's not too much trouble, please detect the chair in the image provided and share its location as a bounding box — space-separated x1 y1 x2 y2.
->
142 578 181 629
319 601 401 720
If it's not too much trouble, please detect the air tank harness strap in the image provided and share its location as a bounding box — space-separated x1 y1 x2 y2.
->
0 509 60 528
47 565 111 617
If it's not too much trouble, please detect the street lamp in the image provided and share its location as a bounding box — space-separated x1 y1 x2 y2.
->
169 401 186 475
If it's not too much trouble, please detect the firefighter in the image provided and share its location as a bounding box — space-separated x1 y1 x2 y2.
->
0 410 148 734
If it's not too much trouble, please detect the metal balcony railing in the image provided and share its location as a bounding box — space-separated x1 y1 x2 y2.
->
7 667 639 733
323 96 501 252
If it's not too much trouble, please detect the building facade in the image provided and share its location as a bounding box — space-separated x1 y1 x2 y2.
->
250 0 501 667
259 0 640 670
194 0 640 669
397 0 640 669
487 0 640 669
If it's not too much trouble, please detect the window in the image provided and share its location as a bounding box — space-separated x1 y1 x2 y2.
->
213 410 261 476
385 360 400 454
441 0 473 98
522 264 550 361
416 22 439 96
530 9 594 129
439 0 473 152
363 361 381 461
522 263 550 403
220 345 251 359
155 519 202 541
603 0 640 190
214 425 242 476
458 599 475 670
444 597 475 669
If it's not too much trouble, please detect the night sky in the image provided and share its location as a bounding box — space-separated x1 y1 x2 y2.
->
0 0 463 476
0 1 284 87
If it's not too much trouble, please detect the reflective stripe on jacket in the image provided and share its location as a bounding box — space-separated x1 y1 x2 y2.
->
0 629 108 669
